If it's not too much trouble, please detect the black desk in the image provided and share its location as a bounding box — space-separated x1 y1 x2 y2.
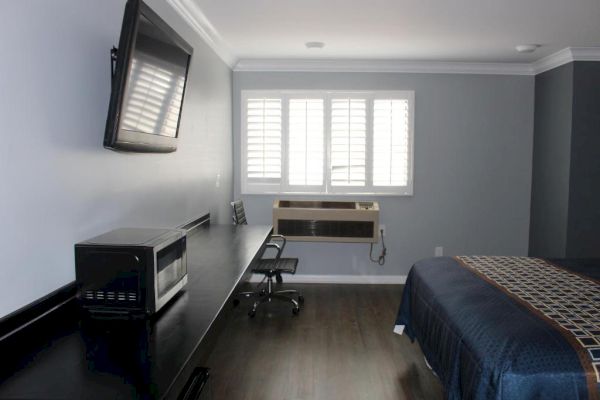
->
0 224 272 399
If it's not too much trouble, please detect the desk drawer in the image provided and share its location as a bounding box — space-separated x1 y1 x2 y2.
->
177 367 210 400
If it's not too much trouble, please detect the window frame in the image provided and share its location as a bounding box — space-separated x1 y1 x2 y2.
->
241 89 415 196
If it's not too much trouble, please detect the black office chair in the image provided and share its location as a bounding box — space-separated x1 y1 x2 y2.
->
231 200 303 317
232 200 285 284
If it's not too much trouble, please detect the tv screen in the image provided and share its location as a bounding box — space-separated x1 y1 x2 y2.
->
104 0 192 153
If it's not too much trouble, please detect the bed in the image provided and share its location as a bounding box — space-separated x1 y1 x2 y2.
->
395 256 600 400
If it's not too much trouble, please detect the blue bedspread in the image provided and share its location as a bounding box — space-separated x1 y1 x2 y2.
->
395 256 600 400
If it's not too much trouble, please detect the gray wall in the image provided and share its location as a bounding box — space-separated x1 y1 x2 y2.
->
529 64 574 257
0 0 233 318
529 61 600 258
234 72 535 277
567 62 600 257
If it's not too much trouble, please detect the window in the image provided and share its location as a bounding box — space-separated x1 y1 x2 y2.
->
330 98 366 187
241 90 414 195
245 98 282 181
288 98 324 187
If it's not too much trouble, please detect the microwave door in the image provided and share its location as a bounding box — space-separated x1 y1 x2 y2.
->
154 240 187 311
79 251 142 305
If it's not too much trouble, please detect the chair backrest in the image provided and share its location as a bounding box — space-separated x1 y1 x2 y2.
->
231 200 248 225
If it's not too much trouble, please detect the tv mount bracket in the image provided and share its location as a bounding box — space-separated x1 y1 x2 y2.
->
110 47 118 80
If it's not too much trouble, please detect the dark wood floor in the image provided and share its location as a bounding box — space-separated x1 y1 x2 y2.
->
205 284 444 400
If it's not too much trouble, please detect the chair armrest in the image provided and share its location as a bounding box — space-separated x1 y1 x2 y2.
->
268 234 287 252
265 242 282 259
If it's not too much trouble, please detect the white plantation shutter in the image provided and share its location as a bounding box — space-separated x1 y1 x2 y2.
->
373 99 410 186
241 90 413 195
288 99 324 186
246 98 282 180
330 98 366 186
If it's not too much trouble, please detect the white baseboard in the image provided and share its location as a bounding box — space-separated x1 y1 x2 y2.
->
248 274 406 284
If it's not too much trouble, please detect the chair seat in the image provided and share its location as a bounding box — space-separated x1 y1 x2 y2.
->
252 257 298 275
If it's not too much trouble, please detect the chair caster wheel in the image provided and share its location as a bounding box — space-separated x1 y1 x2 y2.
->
259 289 266 296
248 310 256 318
298 295 304 304
292 307 300 315
233 299 240 307
276 274 283 284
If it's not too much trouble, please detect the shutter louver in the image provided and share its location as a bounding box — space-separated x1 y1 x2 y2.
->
330 98 366 186
246 98 282 180
373 99 410 186
288 99 324 186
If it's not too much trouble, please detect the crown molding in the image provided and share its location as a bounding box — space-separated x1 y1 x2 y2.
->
167 0 236 67
236 48 600 75
532 48 574 74
234 58 535 75
532 47 600 74
570 47 600 61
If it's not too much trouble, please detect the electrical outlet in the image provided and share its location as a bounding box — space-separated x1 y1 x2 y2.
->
434 246 444 257
380 224 386 237
215 173 221 188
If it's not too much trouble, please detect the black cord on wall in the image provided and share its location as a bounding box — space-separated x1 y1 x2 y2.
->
369 229 387 266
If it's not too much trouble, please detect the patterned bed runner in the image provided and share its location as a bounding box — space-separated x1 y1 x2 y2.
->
456 256 600 397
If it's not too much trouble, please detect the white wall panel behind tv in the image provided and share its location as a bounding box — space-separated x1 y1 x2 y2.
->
0 0 233 318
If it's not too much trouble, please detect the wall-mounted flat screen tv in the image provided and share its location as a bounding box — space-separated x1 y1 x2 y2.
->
104 0 193 153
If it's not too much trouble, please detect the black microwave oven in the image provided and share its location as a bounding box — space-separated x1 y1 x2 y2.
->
75 228 187 316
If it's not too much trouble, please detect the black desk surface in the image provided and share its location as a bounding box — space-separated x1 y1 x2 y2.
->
0 224 272 399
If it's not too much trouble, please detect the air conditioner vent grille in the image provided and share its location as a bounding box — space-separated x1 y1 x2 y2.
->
278 219 374 238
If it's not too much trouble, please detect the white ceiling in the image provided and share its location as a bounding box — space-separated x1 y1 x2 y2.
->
179 0 600 63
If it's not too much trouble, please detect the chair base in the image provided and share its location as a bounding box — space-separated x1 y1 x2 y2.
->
235 277 303 317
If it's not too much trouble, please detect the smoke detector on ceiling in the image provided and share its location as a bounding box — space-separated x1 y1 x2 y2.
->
305 41 325 49
515 44 541 53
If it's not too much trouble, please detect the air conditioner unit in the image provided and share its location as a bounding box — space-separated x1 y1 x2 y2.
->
273 200 380 243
